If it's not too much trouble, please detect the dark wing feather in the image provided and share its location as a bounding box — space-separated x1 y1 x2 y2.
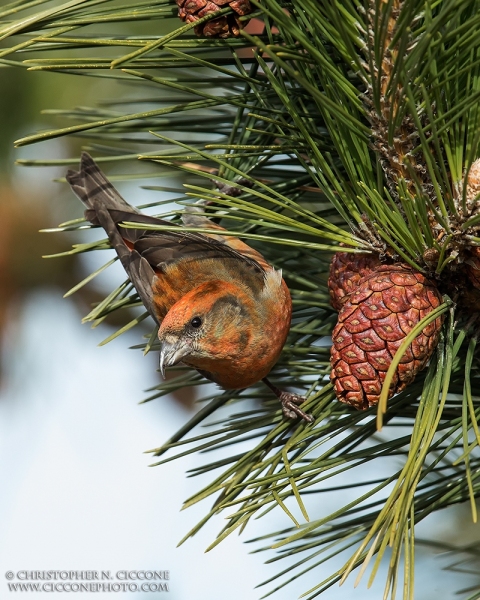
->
66 153 140 224
66 153 267 323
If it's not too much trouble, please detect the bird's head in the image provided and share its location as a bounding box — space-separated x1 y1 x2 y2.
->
157 280 254 376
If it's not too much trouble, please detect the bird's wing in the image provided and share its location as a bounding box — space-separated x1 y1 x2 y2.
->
66 153 269 323
181 210 270 270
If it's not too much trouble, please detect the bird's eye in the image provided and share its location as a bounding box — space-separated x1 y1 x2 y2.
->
190 316 202 328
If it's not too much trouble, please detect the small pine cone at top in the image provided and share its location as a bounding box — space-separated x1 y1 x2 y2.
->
456 158 480 215
330 264 444 410
328 251 382 311
177 0 253 38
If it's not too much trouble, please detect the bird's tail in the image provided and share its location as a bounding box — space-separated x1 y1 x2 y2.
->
66 152 139 226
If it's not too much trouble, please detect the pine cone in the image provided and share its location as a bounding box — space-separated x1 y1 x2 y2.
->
328 251 381 310
456 158 480 215
330 264 443 410
176 0 253 38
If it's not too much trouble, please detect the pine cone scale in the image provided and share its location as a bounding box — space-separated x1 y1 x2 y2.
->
230 0 251 15
372 314 405 341
366 349 391 371
350 361 376 380
369 275 395 292
342 307 372 333
406 283 433 309
397 309 419 334
332 327 354 350
382 288 411 313
341 345 366 364
390 271 419 286
360 294 392 319
388 339 414 363
352 329 386 352
183 0 207 12
177 0 253 38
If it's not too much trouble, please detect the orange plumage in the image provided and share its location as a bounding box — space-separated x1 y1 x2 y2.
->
66 153 312 421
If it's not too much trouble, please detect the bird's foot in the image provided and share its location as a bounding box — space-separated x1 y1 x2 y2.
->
262 378 314 423
278 391 314 423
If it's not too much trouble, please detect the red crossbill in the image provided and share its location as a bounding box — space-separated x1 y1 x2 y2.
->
66 153 312 422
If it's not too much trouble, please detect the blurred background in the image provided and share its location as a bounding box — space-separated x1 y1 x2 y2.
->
0 40 479 600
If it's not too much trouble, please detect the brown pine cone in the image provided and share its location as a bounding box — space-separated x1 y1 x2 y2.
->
330 264 444 410
176 0 253 38
328 251 381 310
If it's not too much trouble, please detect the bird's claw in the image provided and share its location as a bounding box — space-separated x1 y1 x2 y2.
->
261 378 314 424
279 392 314 423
